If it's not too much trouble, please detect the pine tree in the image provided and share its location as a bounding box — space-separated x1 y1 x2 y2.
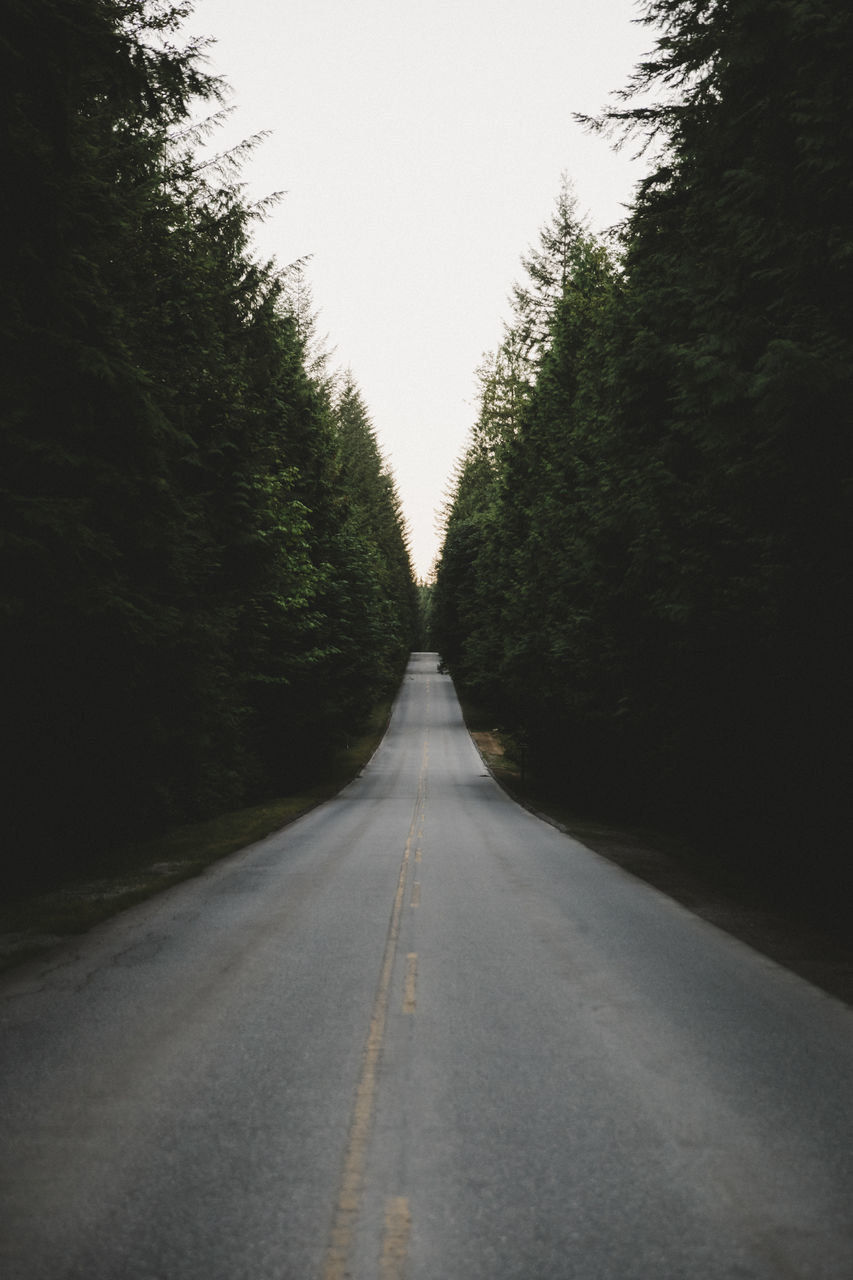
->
0 1 418 884
582 0 853 883
507 174 592 380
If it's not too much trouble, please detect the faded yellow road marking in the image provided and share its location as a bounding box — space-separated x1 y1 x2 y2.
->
322 737 428 1280
380 1196 412 1280
410 881 421 908
403 953 418 1013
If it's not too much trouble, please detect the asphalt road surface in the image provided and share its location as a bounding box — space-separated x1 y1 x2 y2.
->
2 652 852 1279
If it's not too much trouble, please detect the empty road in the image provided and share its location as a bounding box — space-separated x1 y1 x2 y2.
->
1 652 852 1278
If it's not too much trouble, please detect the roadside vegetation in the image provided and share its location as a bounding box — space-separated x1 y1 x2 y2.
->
462 700 853 1006
2 1 418 899
3 0 851 957
433 0 853 927
0 698 394 974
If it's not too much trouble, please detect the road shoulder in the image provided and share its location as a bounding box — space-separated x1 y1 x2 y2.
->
470 729 853 1009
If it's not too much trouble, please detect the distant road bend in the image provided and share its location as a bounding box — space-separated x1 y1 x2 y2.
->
2 652 853 1278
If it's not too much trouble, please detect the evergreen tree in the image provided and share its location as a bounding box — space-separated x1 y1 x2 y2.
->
1 0 417 886
2 0 228 866
431 441 503 699
329 375 417 705
507 174 592 380
587 0 853 877
438 0 853 911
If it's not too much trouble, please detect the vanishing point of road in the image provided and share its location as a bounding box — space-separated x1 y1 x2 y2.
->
1 653 852 1278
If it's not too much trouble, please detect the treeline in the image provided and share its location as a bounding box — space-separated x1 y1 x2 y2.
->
1 0 417 886
433 0 853 909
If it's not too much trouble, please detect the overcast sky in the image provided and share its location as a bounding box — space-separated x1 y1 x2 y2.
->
181 0 656 578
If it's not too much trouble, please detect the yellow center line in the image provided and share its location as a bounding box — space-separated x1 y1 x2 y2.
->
403 953 418 1013
410 881 421 908
321 736 428 1280
380 1196 412 1280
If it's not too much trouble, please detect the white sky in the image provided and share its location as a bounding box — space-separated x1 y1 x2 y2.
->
180 0 655 579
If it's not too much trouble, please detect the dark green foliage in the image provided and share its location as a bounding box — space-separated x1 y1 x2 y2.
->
595 0 853 884
416 582 434 649
435 1 853 912
431 443 503 701
1 0 415 887
308 373 417 743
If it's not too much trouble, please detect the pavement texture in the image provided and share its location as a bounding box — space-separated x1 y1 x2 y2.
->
1 652 852 1279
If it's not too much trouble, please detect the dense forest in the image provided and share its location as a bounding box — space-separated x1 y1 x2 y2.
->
1 0 418 887
433 0 853 912
3 0 851 914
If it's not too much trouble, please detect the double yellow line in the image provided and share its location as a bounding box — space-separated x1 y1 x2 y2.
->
322 735 428 1280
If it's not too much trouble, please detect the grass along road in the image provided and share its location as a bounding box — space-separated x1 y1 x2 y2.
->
0 701 394 974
